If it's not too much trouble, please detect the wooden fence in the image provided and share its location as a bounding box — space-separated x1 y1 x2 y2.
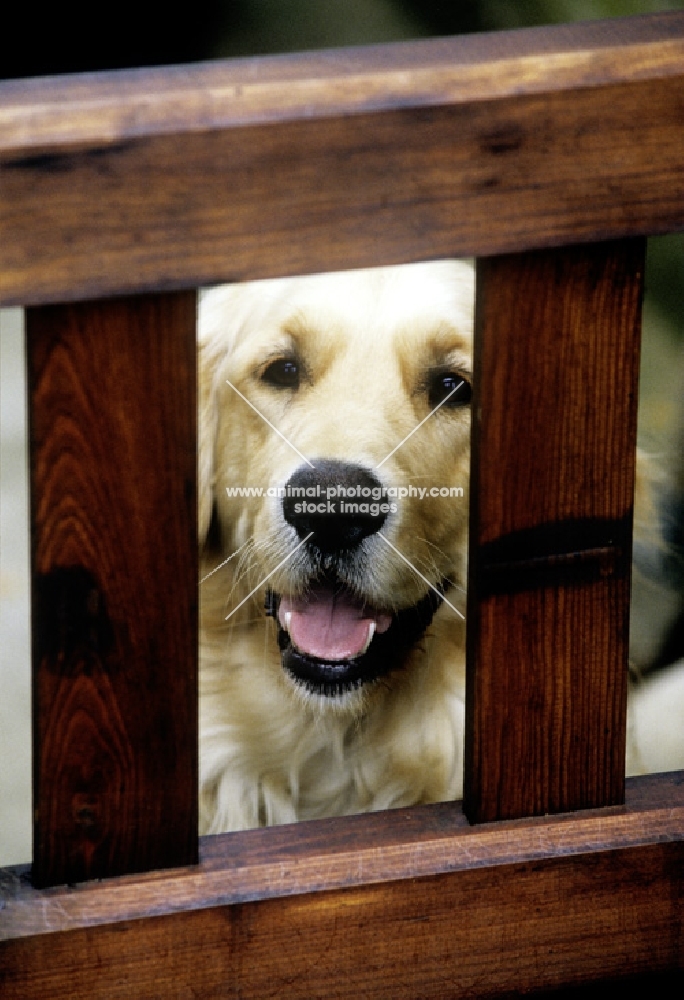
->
1 12 683 997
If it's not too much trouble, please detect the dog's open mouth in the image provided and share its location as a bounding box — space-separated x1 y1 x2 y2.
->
266 580 445 696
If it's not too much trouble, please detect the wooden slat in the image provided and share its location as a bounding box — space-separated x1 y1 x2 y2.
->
1 14 683 305
1 775 682 998
2 13 683 138
464 241 644 822
27 293 198 887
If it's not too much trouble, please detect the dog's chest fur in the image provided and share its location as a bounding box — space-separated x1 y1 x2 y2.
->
199 580 466 833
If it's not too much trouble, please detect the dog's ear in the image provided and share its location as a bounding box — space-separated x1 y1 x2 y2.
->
198 338 217 548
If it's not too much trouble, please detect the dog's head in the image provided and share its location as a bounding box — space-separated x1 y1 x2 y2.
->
199 261 473 709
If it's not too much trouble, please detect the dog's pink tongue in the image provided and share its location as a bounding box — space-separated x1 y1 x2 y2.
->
279 588 391 661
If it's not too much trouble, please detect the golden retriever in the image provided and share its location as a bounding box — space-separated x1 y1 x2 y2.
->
198 260 684 834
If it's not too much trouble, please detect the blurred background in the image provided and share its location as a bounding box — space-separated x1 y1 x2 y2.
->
2 0 683 865
1 0 683 77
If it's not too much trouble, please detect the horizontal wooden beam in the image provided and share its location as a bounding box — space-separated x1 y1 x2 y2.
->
1 774 682 997
1 13 684 306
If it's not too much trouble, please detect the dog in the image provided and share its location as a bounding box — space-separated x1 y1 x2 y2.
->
198 260 684 834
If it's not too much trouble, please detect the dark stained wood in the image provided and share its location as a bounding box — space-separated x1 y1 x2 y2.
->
464 241 645 823
3 15 684 997
0 15 683 305
2 12 682 137
0 773 680 940
27 293 198 887
1 775 682 998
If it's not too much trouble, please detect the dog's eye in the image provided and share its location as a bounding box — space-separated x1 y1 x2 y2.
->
261 358 300 389
428 371 472 408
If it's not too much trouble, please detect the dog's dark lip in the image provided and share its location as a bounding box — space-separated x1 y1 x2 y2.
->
265 583 448 697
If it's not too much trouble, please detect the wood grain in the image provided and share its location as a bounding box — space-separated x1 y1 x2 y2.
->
2 13 682 141
27 293 198 887
465 241 644 822
1 14 684 305
3 15 683 995
1 774 682 998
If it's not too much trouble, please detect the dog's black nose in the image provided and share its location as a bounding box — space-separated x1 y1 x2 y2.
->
283 461 388 552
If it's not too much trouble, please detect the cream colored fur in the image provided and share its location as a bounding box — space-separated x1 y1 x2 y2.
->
198 260 684 834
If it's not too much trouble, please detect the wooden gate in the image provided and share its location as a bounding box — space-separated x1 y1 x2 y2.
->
1 12 683 997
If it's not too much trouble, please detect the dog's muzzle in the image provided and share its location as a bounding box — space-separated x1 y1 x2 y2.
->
266 583 445 696
265 460 447 696
282 460 388 551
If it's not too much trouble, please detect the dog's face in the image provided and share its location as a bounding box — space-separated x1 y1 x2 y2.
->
199 261 473 710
